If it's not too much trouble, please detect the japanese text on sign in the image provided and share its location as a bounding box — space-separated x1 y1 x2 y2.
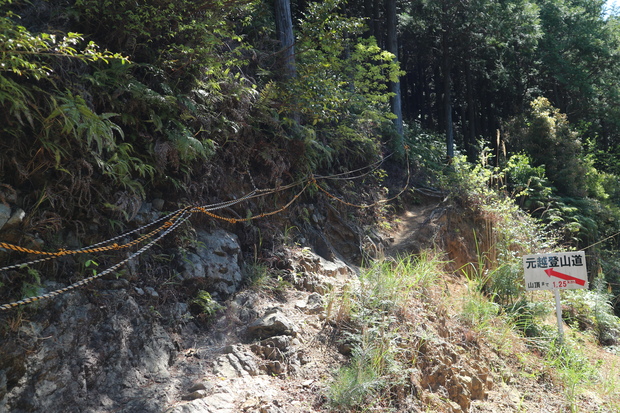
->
522 251 588 291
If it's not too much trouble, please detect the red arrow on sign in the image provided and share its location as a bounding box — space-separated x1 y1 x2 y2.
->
544 268 586 286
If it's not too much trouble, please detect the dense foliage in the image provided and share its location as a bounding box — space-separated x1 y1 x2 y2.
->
1 0 620 309
0 0 396 230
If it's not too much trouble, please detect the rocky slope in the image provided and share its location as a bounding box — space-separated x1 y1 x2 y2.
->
0 197 617 412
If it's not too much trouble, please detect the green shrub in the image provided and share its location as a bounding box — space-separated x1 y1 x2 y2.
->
443 154 554 257
329 325 400 410
404 123 445 175
563 280 620 346
505 97 587 197
190 290 223 318
502 152 553 211
276 0 402 173
505 298 551 339
486 261 525 307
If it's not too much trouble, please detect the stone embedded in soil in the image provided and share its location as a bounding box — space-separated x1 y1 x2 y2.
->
6 208 25 227
187 381 214 393
319 257 350 277
251 335 292 362
294 273 331 294
295 292 324 314
152 198 165 210
246 308 297 339
181 390 208 401
213 345 260 378
169 392 236 413
251 335 303 375
262 360 285 376
261 335 291 350
178 229 243 297
0 203 10 230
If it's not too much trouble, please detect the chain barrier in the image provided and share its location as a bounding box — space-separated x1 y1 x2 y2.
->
192 182 310 224
0 210 192 311
313 153 392 181
582 230 620 251
311 146 414 209
0 184 285 270
0 181 308 310
0 189 268 261
0 179 303 286
0 209 189 258
0 153 411 311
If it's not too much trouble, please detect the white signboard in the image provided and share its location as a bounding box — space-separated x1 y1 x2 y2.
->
522 251 588 291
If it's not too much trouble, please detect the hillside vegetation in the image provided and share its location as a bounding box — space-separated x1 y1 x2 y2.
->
1 0 620 411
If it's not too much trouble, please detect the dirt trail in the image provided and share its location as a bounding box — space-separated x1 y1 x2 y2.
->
5 196 617 413
384 199 447 258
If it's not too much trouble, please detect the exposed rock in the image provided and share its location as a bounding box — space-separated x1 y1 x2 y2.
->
0 204 11 231
181 252 206 278
293 249 352 278
187 381 214 393
262 360 285 376
471 374 485 399
167 392 236 413
152 198 165 211
320 257 350 277
0 289 177 413
182 390 208 401
293 272 331 295
448 374 472 411
323 204 363 265
172 302 191 322
100 278 130 289
0 203 11 229
298 254 320 273
213 345 260 378
250 335 291 361
240 397 261 410
248 333 305 377
246 308 297 339
5 208 24 227
418 337 492 411
180 229 243 297
134 202 159 226
284 247 357 297
299 292 324 314
230 292 260 324
144 286 159 297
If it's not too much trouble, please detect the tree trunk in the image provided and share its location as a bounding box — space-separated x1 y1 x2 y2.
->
442 30 454 159
274 0 295 79
373 0 383 47
386 0 404 147
364 0 375 38
465 60 476 160
422 65 432 128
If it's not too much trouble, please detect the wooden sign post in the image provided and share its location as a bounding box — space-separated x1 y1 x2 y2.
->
522 251 588 343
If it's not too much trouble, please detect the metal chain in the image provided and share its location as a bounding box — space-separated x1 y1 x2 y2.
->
0 153 404 311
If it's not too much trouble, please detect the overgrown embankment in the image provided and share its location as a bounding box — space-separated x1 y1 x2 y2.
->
2 1 620 412
2 166 620 412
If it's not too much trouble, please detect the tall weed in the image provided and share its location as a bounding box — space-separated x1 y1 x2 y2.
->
359 252 443 310
328 251 444 411
544 339 598 412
